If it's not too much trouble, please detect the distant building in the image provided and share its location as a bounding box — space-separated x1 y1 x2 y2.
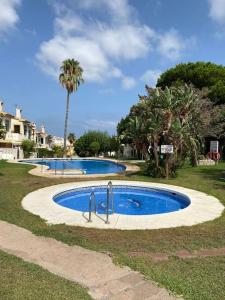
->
36 124 49 149
0 101 72 159
0 101 36 159
50 136 68 148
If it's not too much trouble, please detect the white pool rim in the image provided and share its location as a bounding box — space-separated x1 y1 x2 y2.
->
22 180 224 230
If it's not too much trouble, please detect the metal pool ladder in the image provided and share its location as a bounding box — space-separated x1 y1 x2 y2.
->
88 181 114 224
105 181 114 224
88 190 96 223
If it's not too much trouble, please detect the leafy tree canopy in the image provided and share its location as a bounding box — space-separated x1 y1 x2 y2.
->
21 140 36 158
75 131 111 157
89 141 100 156
157 62 225 104
0 118 6 140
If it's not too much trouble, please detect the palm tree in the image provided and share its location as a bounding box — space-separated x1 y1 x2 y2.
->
59 59 84 155
68 132 76 145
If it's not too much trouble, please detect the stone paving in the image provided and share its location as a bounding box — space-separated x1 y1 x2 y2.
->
0 221 180 300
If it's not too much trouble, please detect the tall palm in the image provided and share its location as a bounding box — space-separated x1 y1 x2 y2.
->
59 59 84 155
68 132 76 145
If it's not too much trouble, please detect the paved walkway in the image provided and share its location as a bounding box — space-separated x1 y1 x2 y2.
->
0 221 179 300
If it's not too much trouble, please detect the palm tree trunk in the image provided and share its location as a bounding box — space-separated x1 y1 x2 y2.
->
64 91 70 156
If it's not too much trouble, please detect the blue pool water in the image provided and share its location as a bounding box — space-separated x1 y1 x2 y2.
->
22 159 126 174
53 186 190 215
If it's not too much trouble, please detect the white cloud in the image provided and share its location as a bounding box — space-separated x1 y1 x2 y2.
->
83 119 117 131
94 25 154 61
37 0 192 86
0 0 21 35
141 69 162 86
75 0 134 23
157 29 185 61
122 76 136 89
37 36 112 82
37 0 155 86
209 0 225 24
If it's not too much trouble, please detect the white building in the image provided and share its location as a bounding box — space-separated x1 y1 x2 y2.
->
50 136 70 148
0 101 36 159
0 101 72 159
36 124 49 149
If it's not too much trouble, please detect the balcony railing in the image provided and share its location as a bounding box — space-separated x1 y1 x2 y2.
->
5 132 26 142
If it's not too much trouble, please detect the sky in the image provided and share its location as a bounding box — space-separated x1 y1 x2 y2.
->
0 0 225 137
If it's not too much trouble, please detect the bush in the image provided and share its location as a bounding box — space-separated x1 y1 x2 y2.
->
144 158 178 178
89 141 100 156
52 145 64 158
21 140 36 158
75 131 111 157
37 148 54 158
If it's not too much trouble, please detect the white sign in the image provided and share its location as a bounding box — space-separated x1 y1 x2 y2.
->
210 141 219 153
161 145 174 154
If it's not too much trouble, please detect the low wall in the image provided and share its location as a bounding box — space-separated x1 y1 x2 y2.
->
198 159 215 166
0 148 23 160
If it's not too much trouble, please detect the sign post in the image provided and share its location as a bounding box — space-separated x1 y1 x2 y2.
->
161 145 174 154
208 141 220 163
210 141 219 153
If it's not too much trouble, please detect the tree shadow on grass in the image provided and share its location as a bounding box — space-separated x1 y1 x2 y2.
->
197 167 225 192
198 167 224 180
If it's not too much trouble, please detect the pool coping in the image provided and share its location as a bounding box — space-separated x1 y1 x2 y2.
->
22 180 224 230
10 158 140 178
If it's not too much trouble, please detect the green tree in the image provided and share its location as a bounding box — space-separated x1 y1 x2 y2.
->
74 131 110 157
0 119 6 140
59 59 84 155
109 135 120 155
157 62 225 104
118 85 210 178
37 148 54 158
21 140 36 158
52 145 64 158
123 116 148 159
89 141 100 156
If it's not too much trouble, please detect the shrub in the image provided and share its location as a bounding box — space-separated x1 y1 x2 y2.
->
37 148 54 158
89 141 100 156
52 145 64 158
75 131 111 157
21 140 36 158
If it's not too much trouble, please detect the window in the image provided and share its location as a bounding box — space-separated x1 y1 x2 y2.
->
24 125 27 136
5 119 10 132
14 125 20 134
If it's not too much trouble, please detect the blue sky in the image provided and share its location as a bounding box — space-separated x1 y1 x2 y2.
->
0 0 225 137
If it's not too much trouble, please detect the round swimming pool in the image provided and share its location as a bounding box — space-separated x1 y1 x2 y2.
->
21 159 126 174
53 185 190 215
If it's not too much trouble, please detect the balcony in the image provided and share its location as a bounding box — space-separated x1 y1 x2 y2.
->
5 132 25 143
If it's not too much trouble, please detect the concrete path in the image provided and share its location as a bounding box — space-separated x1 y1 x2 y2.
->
0 221 179 300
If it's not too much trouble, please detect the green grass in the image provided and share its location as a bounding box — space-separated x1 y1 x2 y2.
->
0 160 225 299
117 255 225 300
0 250 91 300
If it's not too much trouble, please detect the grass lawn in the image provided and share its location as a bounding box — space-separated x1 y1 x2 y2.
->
0 160 225 299
0 250 91 300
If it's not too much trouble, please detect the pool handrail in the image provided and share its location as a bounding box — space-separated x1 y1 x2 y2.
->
105 181 114 224
88 191 96 223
